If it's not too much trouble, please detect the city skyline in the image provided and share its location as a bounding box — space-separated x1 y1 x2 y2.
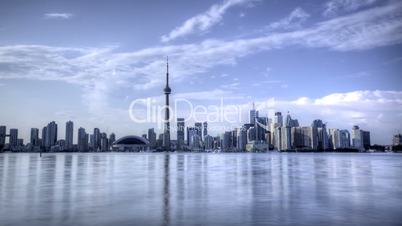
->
1 0 402 144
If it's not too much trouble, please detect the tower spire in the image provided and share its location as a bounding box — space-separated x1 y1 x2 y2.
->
163 56 171 151
166 56 169 87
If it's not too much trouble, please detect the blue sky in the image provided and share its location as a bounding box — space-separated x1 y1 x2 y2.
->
0 0 401 144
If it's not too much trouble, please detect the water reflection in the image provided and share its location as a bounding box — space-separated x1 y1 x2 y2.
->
0 153 402 226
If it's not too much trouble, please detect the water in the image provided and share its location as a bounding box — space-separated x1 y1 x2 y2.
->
1 153 402 226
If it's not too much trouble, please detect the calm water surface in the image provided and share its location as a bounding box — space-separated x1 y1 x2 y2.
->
1 153 402 226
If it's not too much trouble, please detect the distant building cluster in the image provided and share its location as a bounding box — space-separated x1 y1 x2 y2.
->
141 105 377 152
0 121 116 152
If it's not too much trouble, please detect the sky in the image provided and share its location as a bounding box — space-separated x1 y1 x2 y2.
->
0 0 401 144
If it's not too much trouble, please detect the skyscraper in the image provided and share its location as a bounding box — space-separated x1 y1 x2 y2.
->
311 119 328 150
222 131 232 151
203 121 208 138
65 121 74 150
163 57 171 151
281 126 292 150
177 118 185 150
339 129 351 148
274 127 282 150
247 126 256 142
352 125 363 150
109 133 116 149
195 122 202 140
249 103 258 125
93 128 101 151
100 132 108 151
274 112 283 128
9 128 18 149
237 127 247 151
328 128 340 149
148 128 157 149
204 135 214 149
285 112 299 128
0 126 6 151
78 127 88 152
255 116 268 141
41 126 47 149
362 130 371 150
30 128 39 146
187 127 199 149
45 121 58 149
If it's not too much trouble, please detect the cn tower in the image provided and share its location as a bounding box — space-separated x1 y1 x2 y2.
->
162 57 171 151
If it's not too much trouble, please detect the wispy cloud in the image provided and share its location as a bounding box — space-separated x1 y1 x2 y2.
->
161 0 254 42
44 13 73 19
268 7 310 30
323 0 377 17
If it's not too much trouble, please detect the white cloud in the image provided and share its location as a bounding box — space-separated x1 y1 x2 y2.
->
44 13 73 19
161 0 254 42
269 7 310 30
323 0 377 17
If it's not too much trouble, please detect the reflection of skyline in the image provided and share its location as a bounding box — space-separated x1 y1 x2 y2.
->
0 153 401 226
163 153 170 226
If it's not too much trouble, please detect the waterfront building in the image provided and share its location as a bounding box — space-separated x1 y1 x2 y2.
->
101 132 109 151
93 128 101 151
281 126 292 150
9 128 18 149
255 116 268 142
203 121 208 138
187 127 196 146
237 127 247 151
362 130 371 150
177 118 185 150
274 127 282 150
339 130 351 148
109 133 116 149
195 122 202 140
222 131 232 151
65 121 74 151
352 125 363 150
0 126 6 151
311 119 328 150
204 135 214 149
328 128 340 149
78 127 88 152
45 121 58 149
249 103 258 125
30 128 39 146
274 112 283 128
41 126 47 149
112 136 149 152
285 112 299 128
148 128 157 149
247 126 256 142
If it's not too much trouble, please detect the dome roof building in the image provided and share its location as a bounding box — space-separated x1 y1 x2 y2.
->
112 135 149 152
